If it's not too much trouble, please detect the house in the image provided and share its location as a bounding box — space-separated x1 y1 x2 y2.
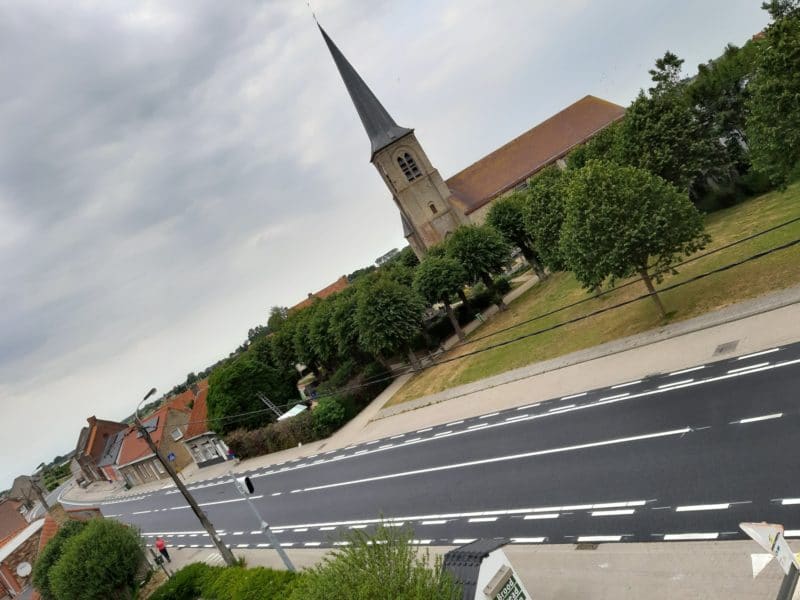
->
96 429 127 483
0 500 27 547
115 400 192 486
181 381 231 469
290 275 349 312
7 477 42 515
0 518 43 598
73 416 128 484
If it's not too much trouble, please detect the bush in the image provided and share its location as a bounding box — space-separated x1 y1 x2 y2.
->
149 562 220 600
149 563 302 600
287 525 460 600
312 397 347 437
48 518 144 600
492 275 512 295
225 411 317 459
32 519 87 600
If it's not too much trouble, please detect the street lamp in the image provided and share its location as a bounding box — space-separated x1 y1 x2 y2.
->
135 388 237 566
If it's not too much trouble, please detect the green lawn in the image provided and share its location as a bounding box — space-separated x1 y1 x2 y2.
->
387 183 800 406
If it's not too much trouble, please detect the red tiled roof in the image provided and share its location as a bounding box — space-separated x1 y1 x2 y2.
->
0 500 26 543
185 381 211 440
446 95 625 214
291 276 349 312
37 507 103 554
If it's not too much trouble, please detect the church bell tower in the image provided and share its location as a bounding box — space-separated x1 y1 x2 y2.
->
318 25 467 258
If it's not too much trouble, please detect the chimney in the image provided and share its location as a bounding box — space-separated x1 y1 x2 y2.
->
87 416 97 427
307 292 313 298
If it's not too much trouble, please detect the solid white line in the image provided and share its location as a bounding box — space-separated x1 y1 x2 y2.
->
781 499 800 505
421 520 447 525
511 537 545 543
669 365 705 376
467 423 488 430
664 533 718 541
785 530 800 537
658 379 693 389
549 404 575 412
417 427 432 433
524 513 559 520
479 412 499 419
447 420 464 426
301 428 691 493
612 380 642 389
290 489 302 494
737 348 780 360
506 414 529 422
577 535 622 542
561 392 587 400
411 539 433 545
675 503 729 512
737 413 782 424
434 431 453 437
453 539 477 544
304 542 321 547
728 362 770 374
597 392 630 402
468 517 498 523
592 509 635 516
379 444 394 449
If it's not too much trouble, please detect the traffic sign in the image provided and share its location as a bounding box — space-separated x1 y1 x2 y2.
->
167 452 176 462
772 532 797 576
741 522 783 553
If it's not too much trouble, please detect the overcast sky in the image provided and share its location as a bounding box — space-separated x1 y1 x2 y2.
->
0 1 768 490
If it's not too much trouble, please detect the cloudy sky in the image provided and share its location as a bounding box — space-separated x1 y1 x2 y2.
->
0 0 768 490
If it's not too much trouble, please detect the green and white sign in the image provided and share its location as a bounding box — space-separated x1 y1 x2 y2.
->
493 573 529 600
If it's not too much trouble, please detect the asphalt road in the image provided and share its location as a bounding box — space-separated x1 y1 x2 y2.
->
61 342 800 551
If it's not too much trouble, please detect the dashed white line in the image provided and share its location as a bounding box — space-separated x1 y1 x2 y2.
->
434 430 453 437
561 392 587 401
468 517 498 523
597 392 630 402
453 538 477 544
271 492 282 496
524 513 559 520
516 403 540 410
577 535 622 543
390 434 405 439
232 531 244 536
304 542 321 547
781 499 800 505
333 541 351 546
280 543 294 547
404 437 422 443
737 348 780 360
658 379 693 389
366 440 380 445
728 362 770 374
669 365 705 376
421 520 447 525
293 528 308 533
411 539 433 545
785 530 800 537
612 380 642 389
447 420 464 426
355 450 368 455
592 509 635 517
549 404 575 412
236 544 249 548
379 444 394 449
417 427 432 433
349 525 367 529
664 533 719 541
505 414 529 422
736 413 782 424
257 543 271 548
675 503 729 512
467 423 488 430
319 526 337 531
479 412 499 419
511 537 546 543
132 510 152 515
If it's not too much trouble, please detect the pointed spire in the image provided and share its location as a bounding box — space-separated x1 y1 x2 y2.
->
318 24 412 161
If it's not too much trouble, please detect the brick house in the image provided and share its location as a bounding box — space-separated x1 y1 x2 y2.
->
181 381 231 468
73 417 128 484
0 501 27 548
0 519 43 598
116 400 192 486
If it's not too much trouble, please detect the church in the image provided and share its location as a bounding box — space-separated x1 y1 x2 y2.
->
318 25 625 259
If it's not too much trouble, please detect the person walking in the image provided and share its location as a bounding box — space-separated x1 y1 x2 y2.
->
155 537 171 563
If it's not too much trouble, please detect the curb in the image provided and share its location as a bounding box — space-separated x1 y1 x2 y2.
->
373 284 800 420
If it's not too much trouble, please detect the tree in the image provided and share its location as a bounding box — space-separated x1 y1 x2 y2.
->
292 305 320 375
288 525 460 600
566 121 624 170
445 225 512 310
328 287 362 360
33 520 87 600
267 306 288 333
521 165 570 272
308 298 338 369
746 2 800 185
560 160 709 318
44 518 143 600
617 52 726 198
207 349 298 433
355 279 426 370
413 256 469 341
486 194 547 280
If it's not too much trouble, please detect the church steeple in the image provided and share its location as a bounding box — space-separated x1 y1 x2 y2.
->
318 25 412 161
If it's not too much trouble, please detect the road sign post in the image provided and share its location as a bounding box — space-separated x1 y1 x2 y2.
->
740 522 800 600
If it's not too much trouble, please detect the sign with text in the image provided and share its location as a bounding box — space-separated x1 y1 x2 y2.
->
494 573 529 600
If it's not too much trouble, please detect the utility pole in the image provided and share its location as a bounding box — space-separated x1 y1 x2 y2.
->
136 388 237 567
29 478 50 514
776 563 799 600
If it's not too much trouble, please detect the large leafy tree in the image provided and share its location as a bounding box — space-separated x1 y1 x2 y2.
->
521 165 569 272
413 256 469 341
328 287 362 360
207 349 298 433
746 1 800 185
355 279 426 370
560 160 709 318
566 121 624 170
617 52 725 198
33 520 87 600
267 305 288 333
445 225 512 310
486 194 547 280
308 297 338 370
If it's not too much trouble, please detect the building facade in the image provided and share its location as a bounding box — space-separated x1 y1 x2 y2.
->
73 416 128 485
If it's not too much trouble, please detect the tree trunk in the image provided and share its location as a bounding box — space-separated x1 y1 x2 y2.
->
521 246 548 281
457 289 470 310
444 299 465 341
639 267 666 319
482 273 506 311
406 348 422 372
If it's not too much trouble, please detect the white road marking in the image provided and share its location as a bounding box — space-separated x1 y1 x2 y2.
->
300 428 690 494
669 365 705 376
479 412 499 419
417 427 432 433
293 528 308 532
592 509 635 516
385 522 405 527
597 392 630 402
781 499 800 505
198 495 263 507
728 362 770 374
577 536 622 542
737 348 780 360
232 531 244 536
421 520 447 525
468 517 498 523
549 404 575 412
349 525 367 529
467 423 488 430
658 379 693 389
404 437 422 443
366 440 380 445
236 544 249 548
304 542 321 547
593 501 646 509
272 492 282 496
447 420 464 426
524 514 559 520
132 510 152 515
453 539 477 544
320 526 337 531
280 543 294 547
612 380 642 389
784 530 800 537
250 530 261 535
411 539 433 545
290 490 302 494
664 533 718 541
257 543 271 547
561 392 587 400
390 434 405 439
675 503 729 512
506 414 529 422
379 444 394 449
517 403 540 410
355 450 368 455
511 537 545 543
736 413 782 424
434 430 452 437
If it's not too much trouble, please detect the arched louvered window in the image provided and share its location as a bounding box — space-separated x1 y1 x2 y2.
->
397 152 422 182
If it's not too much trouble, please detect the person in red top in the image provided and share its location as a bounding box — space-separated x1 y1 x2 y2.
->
155 537 171 563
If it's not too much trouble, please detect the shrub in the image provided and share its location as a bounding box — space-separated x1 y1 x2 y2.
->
149 563 303 600
312 397 346 437
492 275 512 295
287 525 460 600
224 411 317 459
148 562 220 600
32 519 87 600
48 518 144 600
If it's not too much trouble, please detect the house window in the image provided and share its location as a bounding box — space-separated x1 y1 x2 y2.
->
429 203 438 215
153 460 165 474
397 153 422 182
171 427 183 441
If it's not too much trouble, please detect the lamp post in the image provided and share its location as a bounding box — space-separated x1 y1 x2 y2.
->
135 387 236 566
